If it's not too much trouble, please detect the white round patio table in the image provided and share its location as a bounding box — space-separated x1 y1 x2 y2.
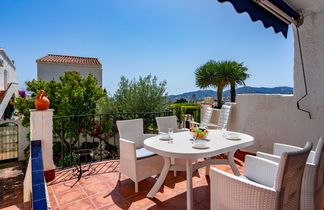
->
144 129 254 210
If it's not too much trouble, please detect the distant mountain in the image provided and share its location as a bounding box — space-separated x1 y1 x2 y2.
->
168 90 216 102
168 86 293 102
223 86 293 96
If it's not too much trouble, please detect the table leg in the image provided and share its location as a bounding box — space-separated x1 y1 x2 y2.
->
171 158 177 177
147 157 171 198
186 159 193 210
228 151 240 176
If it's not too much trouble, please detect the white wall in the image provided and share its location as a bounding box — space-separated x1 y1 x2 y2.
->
292 11 324 120
0 49 18 90
37 62 103 86
226 95 324 153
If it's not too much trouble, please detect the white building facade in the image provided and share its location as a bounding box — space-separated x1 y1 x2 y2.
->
0 48 18 119
36 54 103 86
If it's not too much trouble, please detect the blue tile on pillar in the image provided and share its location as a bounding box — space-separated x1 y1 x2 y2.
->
31 140 42 159
32 184 46 202
30 139 48 210
32 171 45 186
33 198 48 210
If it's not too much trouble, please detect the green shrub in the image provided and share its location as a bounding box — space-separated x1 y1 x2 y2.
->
63 153 79 167
169 103 201 122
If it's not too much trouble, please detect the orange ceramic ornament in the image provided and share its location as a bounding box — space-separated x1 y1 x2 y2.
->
35 90 50 110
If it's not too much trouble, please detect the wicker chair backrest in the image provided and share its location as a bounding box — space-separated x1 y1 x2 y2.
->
275 141 313 210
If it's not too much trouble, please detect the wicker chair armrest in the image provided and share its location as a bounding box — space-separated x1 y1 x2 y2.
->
189 121 200 126
119 138 136 161
210 168 278 210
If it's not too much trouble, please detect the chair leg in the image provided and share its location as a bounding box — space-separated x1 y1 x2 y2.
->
205 165 210 176
135 182 138 193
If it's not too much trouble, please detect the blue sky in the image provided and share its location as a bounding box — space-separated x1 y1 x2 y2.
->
0 0 294 95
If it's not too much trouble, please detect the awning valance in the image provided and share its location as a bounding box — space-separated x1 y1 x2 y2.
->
217 0 301 38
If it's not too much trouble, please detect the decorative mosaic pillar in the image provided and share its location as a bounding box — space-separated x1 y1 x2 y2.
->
30 109 55 181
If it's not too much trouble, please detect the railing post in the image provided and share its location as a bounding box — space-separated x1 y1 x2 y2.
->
30 109 55 181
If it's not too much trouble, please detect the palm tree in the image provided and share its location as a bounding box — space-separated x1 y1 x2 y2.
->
195 60 249 108
227 62 249 102
195 60 228 108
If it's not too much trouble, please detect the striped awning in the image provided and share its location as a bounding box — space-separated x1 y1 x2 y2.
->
217 0 301 38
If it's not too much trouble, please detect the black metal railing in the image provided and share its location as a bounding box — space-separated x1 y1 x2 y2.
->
53 110 175 170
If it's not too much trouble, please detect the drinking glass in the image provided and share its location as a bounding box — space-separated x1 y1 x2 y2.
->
168 128 173 143
221 127 227 137
189 130 194 141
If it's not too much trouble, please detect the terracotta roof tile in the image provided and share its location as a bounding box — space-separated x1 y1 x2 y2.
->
0 90 6 103
36 54 101 66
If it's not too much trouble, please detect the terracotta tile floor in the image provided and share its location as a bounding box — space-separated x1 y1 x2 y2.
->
0 161 26 209
46 158 244 210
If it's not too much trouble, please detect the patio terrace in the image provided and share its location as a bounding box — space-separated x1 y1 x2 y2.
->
45 157 244 210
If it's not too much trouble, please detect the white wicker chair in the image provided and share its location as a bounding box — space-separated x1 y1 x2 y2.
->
190 105 231 129
257 137 324 210
216 104 231 129
117 119 163 193
210 142 313 210
155 116 187 133
190 107 213 128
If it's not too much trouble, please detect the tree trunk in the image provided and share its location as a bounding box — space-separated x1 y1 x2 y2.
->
216 85 224 109
230 82 236 102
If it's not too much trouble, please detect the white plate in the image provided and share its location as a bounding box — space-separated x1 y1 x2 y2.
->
192 145 209 149
224 133 241 140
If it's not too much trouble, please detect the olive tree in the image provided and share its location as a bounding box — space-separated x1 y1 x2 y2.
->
98 75 168 113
